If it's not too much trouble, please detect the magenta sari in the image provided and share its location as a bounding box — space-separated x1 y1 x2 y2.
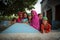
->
30 10 40 31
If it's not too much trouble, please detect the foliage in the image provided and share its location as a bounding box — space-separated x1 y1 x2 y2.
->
0 0 37 16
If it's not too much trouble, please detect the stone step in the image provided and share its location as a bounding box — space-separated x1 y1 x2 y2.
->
0 32 60 40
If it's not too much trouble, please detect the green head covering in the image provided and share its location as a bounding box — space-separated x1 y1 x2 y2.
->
28 13 31 16
43 16 48 20
22 18 28 23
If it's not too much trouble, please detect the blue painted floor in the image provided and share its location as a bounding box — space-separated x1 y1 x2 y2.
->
1 23 39 33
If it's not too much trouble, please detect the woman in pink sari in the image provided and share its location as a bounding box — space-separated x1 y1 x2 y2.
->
30 10 40 31
17 11 23 23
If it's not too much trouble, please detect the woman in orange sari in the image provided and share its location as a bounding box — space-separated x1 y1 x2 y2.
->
41 16 51 33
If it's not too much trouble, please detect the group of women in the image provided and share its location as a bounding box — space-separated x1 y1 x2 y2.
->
16 10 40 30
12 10 51 33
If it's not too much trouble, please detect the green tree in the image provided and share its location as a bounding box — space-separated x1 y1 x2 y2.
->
0 0 38 16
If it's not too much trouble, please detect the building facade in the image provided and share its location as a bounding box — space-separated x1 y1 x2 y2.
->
41 0 60 29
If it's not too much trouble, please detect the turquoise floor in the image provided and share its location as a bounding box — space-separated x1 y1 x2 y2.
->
1 23 39 33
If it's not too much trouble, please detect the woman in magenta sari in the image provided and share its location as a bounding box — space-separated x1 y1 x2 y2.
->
30 10 40 31
17 11 23 23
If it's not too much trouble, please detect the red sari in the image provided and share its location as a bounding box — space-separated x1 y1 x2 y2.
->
16 11 23 23
41 23 51 33
17 17 22 23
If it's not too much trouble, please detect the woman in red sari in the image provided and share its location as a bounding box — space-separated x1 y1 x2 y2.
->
17 11 23 23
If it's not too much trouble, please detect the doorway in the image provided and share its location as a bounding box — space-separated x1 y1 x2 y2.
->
46 9 52 25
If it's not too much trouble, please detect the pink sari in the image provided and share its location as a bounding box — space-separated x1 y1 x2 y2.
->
30 10 40 30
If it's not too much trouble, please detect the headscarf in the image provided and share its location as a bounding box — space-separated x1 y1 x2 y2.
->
43 16 48 20
17 11 23 23
28 13 31 16
30 10 40 30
